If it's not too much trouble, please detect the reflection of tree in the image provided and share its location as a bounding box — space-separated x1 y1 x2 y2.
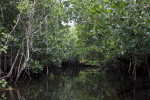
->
71 69 118 100
1 70 150 100
8 83 30 100
16 90 26 100
0 86 26 100
0 70 118 100
9 90 15 100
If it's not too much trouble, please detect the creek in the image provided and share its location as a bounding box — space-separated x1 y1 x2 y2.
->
0 68 150 100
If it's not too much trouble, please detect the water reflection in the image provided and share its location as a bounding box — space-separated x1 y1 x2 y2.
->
0 69 150 100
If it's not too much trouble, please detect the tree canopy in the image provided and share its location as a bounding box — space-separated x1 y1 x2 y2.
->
0 0 150 80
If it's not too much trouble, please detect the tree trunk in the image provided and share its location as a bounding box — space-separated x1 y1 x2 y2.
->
0 53 2 76
4 54 7 73
0 42 23 80
145 55 150 78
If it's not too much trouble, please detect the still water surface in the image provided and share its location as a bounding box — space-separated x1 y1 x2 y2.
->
0 69 150 100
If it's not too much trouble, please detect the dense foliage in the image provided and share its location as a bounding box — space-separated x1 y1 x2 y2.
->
0 0 150 80
68 0 150 78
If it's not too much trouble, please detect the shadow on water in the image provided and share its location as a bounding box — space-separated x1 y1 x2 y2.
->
0 68 150 100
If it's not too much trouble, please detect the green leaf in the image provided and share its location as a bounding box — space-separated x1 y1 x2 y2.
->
147 19 150 24
107 9 111 13
99 5 102 10
2 84 6 88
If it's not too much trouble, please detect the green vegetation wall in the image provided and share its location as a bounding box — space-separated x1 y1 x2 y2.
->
0 0 79 80
0 0 150 80
66 0 150 77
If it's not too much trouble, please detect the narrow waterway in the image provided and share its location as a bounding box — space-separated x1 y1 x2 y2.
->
0 68 150 100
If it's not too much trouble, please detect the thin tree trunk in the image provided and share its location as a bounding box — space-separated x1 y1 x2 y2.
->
16 10 32 81
0 53 1 69
10 44 13 67
46 63 49 76
0 53 2 76
128 58 132 73
4 54 7 73
132 64 136 81
0 41 23 80
145 55 150 78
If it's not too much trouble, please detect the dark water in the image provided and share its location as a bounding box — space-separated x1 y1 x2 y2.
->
0 69 150 100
